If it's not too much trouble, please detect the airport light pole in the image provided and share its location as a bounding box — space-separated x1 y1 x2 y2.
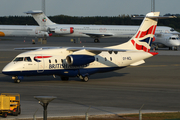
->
151 0 155 12
34 96 57 120
139 104 144 120
42 0 45 14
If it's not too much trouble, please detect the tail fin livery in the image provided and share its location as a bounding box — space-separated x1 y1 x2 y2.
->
108 12 160 52
25 10 55 26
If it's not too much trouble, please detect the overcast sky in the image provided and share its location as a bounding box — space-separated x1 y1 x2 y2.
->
0 0 179 16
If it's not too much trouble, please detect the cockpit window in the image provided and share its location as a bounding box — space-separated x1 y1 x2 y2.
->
13 57 23 62
24 57 32 62
170 37 179 40
13 57 32 62
170 28 175 32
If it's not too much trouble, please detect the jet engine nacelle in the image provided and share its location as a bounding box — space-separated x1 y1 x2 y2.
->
66 55 95 66
55 27 74 34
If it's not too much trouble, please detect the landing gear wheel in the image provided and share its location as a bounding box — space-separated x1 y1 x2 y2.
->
94 39 99 43
174 46 177 51
155 45 158 50
61 77 69 81
14 79 20 83
83 76 89 82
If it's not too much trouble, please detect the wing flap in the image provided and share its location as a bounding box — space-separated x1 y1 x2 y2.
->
83 33 113 38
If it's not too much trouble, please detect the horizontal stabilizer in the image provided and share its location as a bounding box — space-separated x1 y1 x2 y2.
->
132 16 176 20
25 10 43 14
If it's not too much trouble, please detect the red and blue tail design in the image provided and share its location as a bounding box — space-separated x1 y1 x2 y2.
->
129 12 160 52
131 25 157 52
108 12 160 52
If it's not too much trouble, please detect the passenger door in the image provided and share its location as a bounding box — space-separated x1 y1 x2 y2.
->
35 55 44 73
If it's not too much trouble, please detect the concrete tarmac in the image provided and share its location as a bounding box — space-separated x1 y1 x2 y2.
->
0 37 180 119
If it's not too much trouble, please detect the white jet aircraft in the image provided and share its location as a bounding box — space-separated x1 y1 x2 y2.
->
25 10 180 50
153 34 180 50
2 12 160 83
0 25 51 37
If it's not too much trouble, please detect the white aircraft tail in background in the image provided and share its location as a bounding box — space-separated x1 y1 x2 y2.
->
2 12 160 83
26 10 55 26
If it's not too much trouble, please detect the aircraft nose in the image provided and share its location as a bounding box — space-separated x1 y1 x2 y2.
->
2 63 12 75
2 62 19 76
178 40 180 46
168 39 180 46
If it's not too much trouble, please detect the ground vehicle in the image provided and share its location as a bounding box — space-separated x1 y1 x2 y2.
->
0 93 21 117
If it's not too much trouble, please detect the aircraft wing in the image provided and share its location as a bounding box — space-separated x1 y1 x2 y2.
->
83 33 113 38
15 46 138 56
14 47 63 50
66 47 137 56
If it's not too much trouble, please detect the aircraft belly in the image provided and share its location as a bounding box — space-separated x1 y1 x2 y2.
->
2 67 124 77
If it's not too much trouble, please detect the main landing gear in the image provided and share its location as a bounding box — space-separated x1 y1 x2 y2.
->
60 75 89 82
169 46 178 51
94 39 100 43
79 75 89 82
12 76 21 83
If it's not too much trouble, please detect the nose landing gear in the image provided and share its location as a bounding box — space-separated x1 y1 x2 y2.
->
94 39 100 43
12 76 22 83
169 46 178 50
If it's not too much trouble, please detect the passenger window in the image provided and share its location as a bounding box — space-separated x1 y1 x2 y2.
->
114 51 118 54
108 51 112 54
24 57 32 62
55 59 57 63
49 60 51 63
13 57 23 62
170 28 174 32
110 57 112 61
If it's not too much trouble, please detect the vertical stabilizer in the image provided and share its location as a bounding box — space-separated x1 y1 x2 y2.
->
25 10 55 26
107 12 160 52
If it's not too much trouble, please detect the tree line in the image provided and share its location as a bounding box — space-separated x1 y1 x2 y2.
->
0 14 180 31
